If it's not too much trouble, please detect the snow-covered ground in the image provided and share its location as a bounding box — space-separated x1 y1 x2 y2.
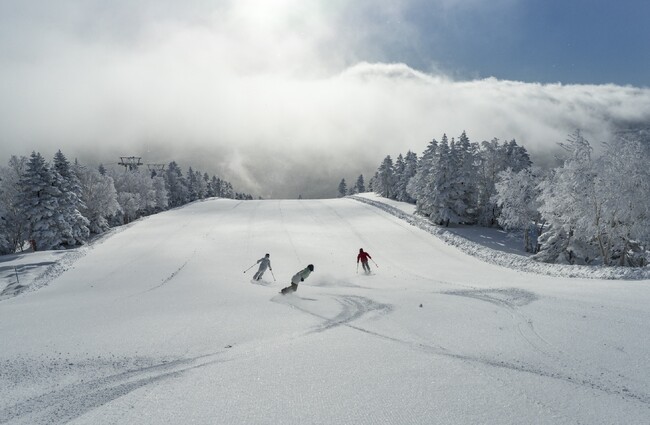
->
1 197 650 424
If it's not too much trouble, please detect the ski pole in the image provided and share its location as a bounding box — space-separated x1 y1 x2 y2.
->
270 269 276 281
356 263 359 274
371 259 379 268
243 263 256 273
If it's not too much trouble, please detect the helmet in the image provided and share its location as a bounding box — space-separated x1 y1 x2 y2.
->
265 253 270 257
308 264 314 271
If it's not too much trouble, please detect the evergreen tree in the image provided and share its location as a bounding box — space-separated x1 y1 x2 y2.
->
447 131 479 224
535 131 599 264
194 170 207 200
337 178 347 197
374 156 395 198
187 166 198 202
0 203 9 254
0 156 29 253
19 152 69 250
222 181 234 198
52 150 90 246
164 161 188 207
201 173 211 198
505 139 532 172
475 139 504 226
407 138 438 214
208 176 219 197
396 151 417 204
354 174 366 193
427 135 457 225
393 154 406 201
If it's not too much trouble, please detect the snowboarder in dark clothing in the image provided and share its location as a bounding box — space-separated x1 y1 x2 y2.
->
253 254 272 281
357 248 372 274
281 264 314 294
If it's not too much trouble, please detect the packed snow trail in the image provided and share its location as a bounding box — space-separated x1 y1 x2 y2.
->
1 198 649 424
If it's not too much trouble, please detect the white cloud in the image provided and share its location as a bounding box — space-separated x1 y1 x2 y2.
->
1 1 648 198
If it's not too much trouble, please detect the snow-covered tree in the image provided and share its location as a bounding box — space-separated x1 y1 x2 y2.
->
494 167 543 252
221 181 234 199
374 156 395 198
535 131 601 264
0 156 29 253
337 178 347 197
447 131 479 223
393 152 418 203
476 138 532 226
109 169 157 223
199 172 210 199
475 139 504 226
152 175 169 211
426 135 458 225
52 150 89 246
19 152 69 250
207 176 220 197
505 139 532 173
397 151 417 204
354 174 366 194
596 136 650 266
164 161 188 207
392 154 406 200
407 138 438 215
0 207 9 254
186 167 208 202
76 166 121 234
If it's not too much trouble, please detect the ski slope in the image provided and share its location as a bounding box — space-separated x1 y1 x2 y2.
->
1 198 650 424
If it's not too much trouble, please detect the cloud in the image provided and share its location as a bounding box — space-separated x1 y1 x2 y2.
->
1 1 649 198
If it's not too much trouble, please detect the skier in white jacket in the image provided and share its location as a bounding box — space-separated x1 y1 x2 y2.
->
253 254 272 281
281 264 314 294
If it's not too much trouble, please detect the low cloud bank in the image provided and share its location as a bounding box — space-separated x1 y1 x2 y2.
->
1 1 649 198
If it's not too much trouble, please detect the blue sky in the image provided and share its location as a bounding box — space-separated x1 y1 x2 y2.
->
357 0 649 86
1 0 649 197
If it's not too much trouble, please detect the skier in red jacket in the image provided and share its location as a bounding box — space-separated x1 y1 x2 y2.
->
357 248 372 274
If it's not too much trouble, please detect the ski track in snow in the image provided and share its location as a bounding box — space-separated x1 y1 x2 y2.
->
439 288 650 408
136 249 196 295
0 353 233 425
278 201 303 265
274 287 650 409
274 294 393 334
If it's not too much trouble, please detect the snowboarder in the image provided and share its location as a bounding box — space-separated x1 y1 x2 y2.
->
357 248 372 274
253 253 272 281
281 264 314 294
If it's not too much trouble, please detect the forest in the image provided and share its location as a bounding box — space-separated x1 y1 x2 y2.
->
0 151 252 254
340 130 650 268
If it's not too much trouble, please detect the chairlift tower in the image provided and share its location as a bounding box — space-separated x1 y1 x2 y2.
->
147 163 166 177
118 156 143 171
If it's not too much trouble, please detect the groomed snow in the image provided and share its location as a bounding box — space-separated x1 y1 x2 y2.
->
1 197 649 424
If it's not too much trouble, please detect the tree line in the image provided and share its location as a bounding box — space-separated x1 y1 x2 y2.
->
341 130 650 268
0 151 252 254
